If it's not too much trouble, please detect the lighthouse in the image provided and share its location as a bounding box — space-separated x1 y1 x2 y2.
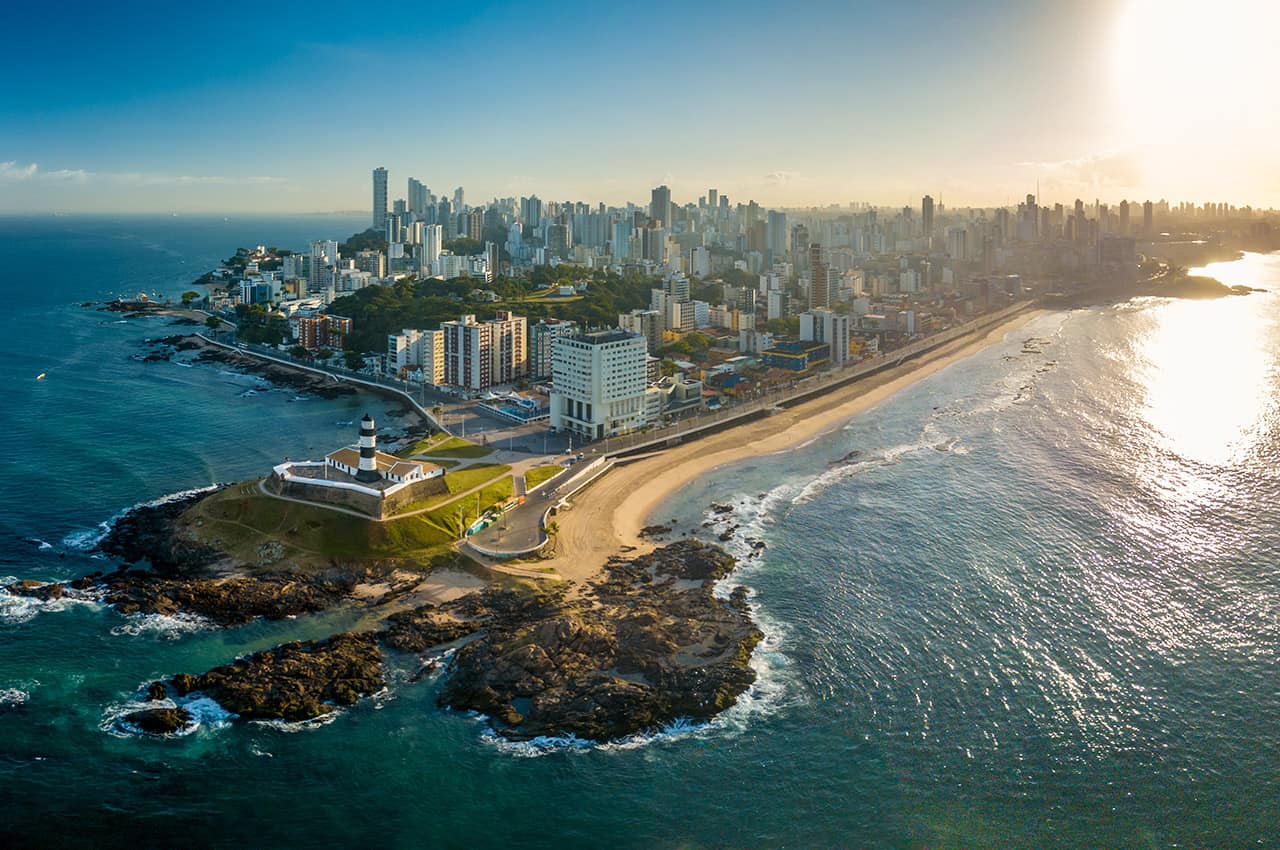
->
356 414 380 482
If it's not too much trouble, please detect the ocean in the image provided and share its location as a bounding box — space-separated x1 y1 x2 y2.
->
2 216 1278 848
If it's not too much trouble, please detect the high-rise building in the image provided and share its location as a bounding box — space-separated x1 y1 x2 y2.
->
800 309 850 367
808 243 830 309
1143 200 1154 234
766 210 789 258
1119 200 1130 235
407 178 428 217
922 195 934 237
372 167 388 229
650 185 672 227
441 312 527 393
611 220 632 259
528 318 578 381
618 309 663 354
707 189 718 214
386 328 444 384
550 329 649 440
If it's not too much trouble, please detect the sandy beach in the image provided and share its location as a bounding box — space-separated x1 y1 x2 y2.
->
538 308 1046 584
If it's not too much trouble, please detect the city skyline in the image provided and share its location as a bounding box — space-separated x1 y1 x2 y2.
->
4 0 1279 213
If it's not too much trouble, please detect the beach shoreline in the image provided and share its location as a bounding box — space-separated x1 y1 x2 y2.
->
535 308 1047 585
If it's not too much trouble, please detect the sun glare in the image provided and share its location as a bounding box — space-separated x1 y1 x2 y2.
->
1112 0 1280 196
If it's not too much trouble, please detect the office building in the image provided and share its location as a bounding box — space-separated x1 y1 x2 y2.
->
550 329 649 440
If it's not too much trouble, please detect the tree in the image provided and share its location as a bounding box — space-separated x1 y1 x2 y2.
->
204 315 222 331
316 348 334 361
289 345 310 359
181 291 201 306
343 350 365 371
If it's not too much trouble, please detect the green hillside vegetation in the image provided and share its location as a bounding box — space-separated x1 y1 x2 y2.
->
328 266 663 352
179 483 456 567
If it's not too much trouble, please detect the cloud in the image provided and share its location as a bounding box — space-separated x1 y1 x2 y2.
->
0 161 282 187
764 170 798 185
0 161 86 182
1020 152 1141 189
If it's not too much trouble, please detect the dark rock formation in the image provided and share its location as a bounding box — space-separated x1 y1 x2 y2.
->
121 707 192 734
169 632 383 722
98 490 226 574
380 604 481 653
4 579 65 601
438 540 762 742
88 571 354 627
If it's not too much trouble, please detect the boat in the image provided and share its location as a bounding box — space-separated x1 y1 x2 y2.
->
36 372 46 380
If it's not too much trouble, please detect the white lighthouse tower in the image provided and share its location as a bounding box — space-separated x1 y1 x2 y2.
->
356 414 380 482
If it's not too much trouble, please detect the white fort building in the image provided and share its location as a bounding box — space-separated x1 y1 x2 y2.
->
267 415 445 519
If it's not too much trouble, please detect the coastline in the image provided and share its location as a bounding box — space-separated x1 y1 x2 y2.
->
538 307 1047 584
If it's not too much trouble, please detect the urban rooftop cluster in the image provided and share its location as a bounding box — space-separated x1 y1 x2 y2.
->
197 167 1277 442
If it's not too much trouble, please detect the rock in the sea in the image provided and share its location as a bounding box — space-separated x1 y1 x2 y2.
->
438 540 762 742
91 571 354 627
145 681 168 701
4 579 64 601
122 707 192 734
168 632 383 722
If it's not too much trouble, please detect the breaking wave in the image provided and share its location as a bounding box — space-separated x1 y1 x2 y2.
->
102 691 236 738
110 611 214 639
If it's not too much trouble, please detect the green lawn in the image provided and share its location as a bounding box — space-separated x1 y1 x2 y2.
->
524 464 562 490
179 483 457 566
443 462 511 493
383 463 511 517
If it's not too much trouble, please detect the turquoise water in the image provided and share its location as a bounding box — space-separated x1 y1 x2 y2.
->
2 219 1279 848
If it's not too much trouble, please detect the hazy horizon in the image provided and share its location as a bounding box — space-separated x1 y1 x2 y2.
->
4 0 1279 214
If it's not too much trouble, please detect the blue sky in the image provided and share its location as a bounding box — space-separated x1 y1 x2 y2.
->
3 0 1276 212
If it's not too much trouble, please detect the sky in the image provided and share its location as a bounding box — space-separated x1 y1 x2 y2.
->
2 0 1278 213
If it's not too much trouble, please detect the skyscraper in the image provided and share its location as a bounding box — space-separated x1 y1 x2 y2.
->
1119 200 1130 235
372 167 388 230
1142 200 1154 234
407 178 428 217
808 243 830 310
921 195 934 237
650 185 671 227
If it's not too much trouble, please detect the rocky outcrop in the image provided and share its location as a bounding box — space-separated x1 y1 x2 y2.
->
83 571 355 627
121 707 192 734
98 490 226 574
4 579 65 601
438 540 762 742
168 632 383 722
380 604 481 653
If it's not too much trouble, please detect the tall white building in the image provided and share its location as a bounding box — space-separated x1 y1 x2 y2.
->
441 312 527 393
690 245 710 278
387 328 445 384
308 239 339 293
418 224 443 275
550 329 649 440
800 309 851 367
